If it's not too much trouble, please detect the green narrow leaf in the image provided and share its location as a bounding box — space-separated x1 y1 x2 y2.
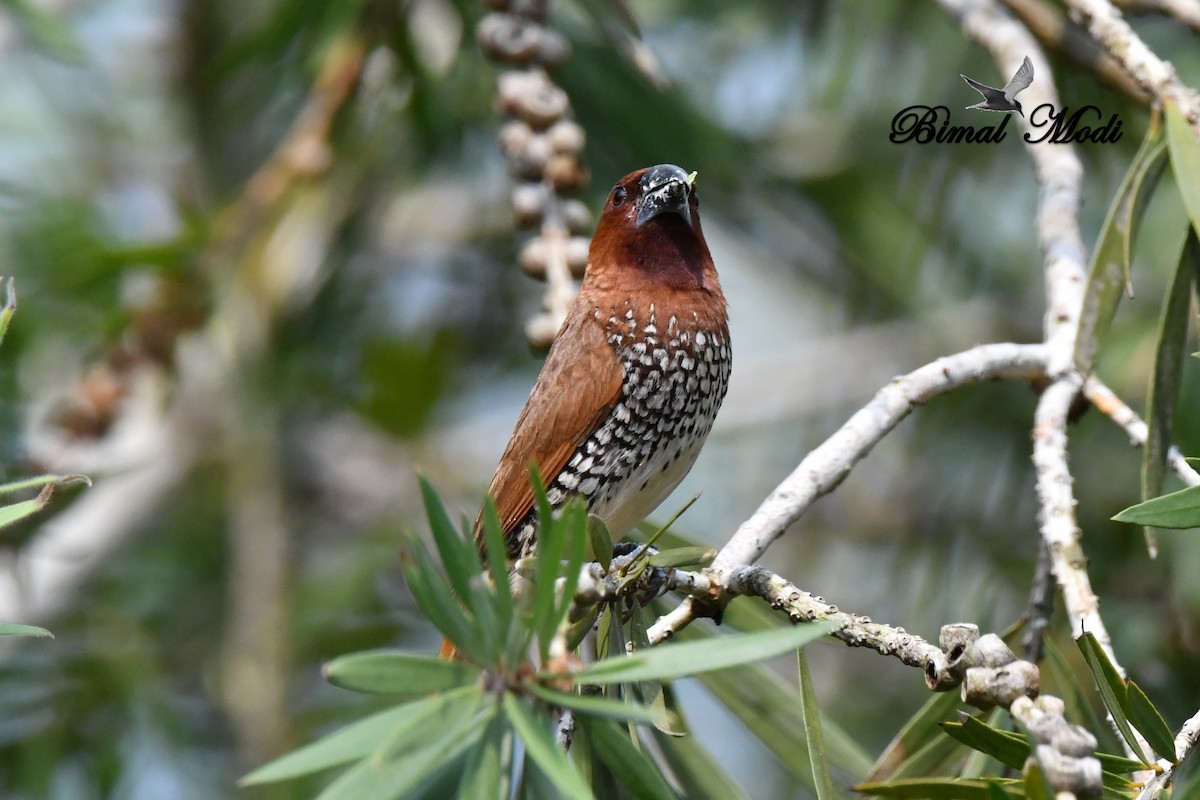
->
0 474 90 530
1126 681 1177 761
0 484 55 530
1173 764 1200 798
668 609 867 777
956 708 1008 779
798 649 841 800
1042 636 1119 754
402 543 484 663
479 498 515 658
524 683 667 727
0 277 14 347
624 493 701 570
1095 751 1152 774
580 717 676 800
1113 483 1200 529
695 652 815 784
958 740 993 780
887 725 975 782
866 690 964 781
548 499 588 655
564 601 602 654
241 686 479 786
940 716 1030 771
322 650 481 695
0 473 90 495
653 728 750 800
622 609 672 735
1076 633 1147 762
457 711 512 800
600 606 628 694
587 516 613 572
315 699 492 800
1023 763 1054 800
1141 229 1200 555
986 781 1017 800
0 622 52 638
1074 109 1169 372
1166 101 1200 242
649 680 689 736
530 472 568 663
566 620 838 685
572 721 623 800
1102 769 1139 791
854 777 1022 798
372 689 490 765
419 477 487 619
502 693 594 800
646 546 716 569
595 605 614 662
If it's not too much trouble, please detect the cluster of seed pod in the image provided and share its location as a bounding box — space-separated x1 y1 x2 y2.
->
478 0 592 349
938 624 1102 798
1011 695 1103 799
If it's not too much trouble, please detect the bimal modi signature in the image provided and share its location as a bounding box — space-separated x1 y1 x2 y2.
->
890 55 1122 145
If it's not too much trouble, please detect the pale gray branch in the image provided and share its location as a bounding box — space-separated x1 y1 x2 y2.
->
1136 705 1200 798
938 0 1089 370
1084 376 1200 487
707 343 1048 577
1066 0 1200 128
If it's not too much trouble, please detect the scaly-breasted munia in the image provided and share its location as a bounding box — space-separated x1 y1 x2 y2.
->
485 163 731 561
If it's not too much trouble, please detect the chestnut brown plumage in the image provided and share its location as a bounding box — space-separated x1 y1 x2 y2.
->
441 164 730 658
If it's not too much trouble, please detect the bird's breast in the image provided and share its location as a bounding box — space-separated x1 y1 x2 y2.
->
505 299 731 560
559 302 730 532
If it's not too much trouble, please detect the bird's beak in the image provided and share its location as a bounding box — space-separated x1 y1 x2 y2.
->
636 164 693 228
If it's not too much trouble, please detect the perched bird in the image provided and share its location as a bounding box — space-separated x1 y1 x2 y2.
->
482 163 730 563
961 55 1034 116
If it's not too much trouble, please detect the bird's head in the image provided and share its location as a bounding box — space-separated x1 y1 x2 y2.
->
587 164 715 290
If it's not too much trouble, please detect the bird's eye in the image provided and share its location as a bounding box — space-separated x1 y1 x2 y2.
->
610 186 628 207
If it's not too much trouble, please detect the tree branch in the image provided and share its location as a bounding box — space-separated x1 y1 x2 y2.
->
1065 0 1200 130
936 0 1159 768
938 0 1089 374
1083 376 1200 487
713 343 1047 576
1135 704 1200 798
1001 0 1153 105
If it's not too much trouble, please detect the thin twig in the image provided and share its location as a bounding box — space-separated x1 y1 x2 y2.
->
1083 376 1200 487
1022 541 1056 662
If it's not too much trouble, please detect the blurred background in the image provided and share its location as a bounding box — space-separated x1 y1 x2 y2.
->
0 0 1198 797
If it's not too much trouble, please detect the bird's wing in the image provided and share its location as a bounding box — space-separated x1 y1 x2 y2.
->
483 306 623 537
1003 56 1034 99
961 74 1000 97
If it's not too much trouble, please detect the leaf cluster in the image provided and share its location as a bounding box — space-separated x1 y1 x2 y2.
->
242 477 835 798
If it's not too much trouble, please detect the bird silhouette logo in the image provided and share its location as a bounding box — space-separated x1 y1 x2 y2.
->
961 56 1033 116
